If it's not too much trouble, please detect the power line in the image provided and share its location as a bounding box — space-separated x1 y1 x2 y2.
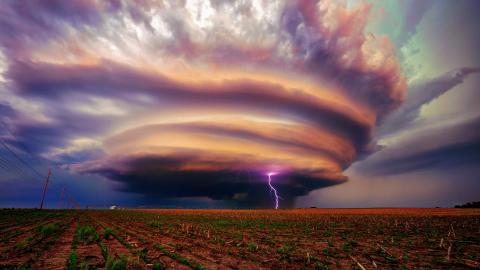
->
0 154 33 179
0 154 24 172
0 139 44 178
0 161 25 179
0 159 12 172
0 120 51 169
0 121 81 209
0 121 63 182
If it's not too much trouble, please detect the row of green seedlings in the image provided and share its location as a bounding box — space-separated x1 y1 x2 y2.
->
147 218 281 249
0 214 65 243
67 222 104 270
382 219 477 267
99 220 207 270
66 222 130 270
147 219 280 264
127 211 297 230
105 212 480 269
315 219 410 267
247 233 356 269
8 221 69 270
109 213 333 268
97 220 167 270
71 217 159 270
66 222 80 270
375 223 460 267
115 218 214 270
354 225 417 269
0 212 63 233
102 226 148 270
145 215 367 269
147 220 229 247
145 218 272 266
148 219 221 244
144 217 226 241
0 221 64 258
318 230 405 270
0 210 64 229
112 213 366 269
305 231 368 270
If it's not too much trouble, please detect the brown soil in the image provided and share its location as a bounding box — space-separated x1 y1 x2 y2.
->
1 209 479 270
0 218 58 249
31 220 77 270
0 230 37 255
76 243 104 269
96 219 178 270
0 220 70 269
108 219 268 270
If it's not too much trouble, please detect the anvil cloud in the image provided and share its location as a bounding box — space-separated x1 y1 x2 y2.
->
0 0 407 207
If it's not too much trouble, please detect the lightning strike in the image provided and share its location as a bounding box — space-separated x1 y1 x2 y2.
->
267 172 280 209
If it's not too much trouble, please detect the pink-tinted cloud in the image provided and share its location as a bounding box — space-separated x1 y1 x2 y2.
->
0 0 406 207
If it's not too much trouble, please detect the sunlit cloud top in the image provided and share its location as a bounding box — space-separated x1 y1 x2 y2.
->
0 0 409 207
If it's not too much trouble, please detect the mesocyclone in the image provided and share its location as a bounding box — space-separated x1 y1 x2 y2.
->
1 0 406 206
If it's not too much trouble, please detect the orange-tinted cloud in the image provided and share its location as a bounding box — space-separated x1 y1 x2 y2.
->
0 0 406 207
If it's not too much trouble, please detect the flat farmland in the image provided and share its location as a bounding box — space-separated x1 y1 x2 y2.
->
0 209 479 270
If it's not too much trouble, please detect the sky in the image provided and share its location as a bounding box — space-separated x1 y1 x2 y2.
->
0 0 479 209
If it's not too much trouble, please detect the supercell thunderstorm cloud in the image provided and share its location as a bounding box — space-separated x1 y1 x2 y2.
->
1 1 405 206
1 0 409 207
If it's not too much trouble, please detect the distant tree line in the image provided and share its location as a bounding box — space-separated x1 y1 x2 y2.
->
454 201 480 208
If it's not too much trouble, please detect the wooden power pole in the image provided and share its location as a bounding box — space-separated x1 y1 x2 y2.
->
39 169 52 209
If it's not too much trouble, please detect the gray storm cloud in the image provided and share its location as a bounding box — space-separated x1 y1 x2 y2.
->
378 67 480 137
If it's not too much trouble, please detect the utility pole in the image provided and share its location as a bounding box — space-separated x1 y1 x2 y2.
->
39 169 52 209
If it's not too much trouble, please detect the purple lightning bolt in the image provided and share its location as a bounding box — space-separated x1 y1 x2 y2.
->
267 172 279 209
